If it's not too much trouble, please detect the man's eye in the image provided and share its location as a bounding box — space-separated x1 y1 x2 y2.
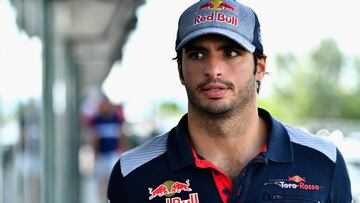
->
189 52 204 60
224 50 239 57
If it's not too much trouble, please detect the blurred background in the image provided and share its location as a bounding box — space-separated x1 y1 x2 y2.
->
1 0 360 203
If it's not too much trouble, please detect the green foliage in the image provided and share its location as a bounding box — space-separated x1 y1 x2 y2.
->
157 101 185 116
269 38 360 123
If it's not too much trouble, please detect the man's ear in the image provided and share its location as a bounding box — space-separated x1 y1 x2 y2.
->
177 62 185 85
255 57 267 81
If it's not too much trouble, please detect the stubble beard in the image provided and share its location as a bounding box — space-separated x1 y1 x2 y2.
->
185 75 257 121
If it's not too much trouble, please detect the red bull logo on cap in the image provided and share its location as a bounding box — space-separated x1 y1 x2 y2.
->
148 179 193 200
195 0 238 27
198 0 236 12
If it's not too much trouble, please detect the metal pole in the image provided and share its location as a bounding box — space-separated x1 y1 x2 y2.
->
62 42 81 203
41 0 55 203
0 144 3 203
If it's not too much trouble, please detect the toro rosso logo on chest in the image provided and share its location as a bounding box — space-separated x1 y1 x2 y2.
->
264 175 322 191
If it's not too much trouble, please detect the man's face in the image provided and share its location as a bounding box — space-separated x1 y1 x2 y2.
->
178 35 265 116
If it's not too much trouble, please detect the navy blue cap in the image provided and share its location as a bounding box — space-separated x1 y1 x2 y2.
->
176 0 264 54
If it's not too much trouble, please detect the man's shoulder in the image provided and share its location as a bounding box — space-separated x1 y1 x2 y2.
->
284 125 337 163
120 132 169 177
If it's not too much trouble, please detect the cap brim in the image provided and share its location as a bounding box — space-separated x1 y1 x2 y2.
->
176 27 256 53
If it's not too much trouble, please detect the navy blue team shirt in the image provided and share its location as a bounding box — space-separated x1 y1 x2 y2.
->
107 108 352 203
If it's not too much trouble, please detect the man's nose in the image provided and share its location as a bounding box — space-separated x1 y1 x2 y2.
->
204 56 223 78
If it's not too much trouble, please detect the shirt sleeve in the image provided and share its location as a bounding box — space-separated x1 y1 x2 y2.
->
330 148 352 202
107 159 122 203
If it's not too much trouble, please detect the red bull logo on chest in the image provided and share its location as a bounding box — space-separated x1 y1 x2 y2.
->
148 179 195 200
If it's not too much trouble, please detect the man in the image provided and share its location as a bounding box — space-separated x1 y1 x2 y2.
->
107 0 352 202
87 95 126 202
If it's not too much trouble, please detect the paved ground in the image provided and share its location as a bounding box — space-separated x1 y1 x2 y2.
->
81 175 103 203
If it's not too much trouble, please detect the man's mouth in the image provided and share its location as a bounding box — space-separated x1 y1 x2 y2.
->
202 84 228 98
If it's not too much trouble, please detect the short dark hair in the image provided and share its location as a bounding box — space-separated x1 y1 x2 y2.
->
253 49 267 94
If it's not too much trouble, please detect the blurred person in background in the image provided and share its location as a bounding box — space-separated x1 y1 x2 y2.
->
107 0 352 202
86 95 127 202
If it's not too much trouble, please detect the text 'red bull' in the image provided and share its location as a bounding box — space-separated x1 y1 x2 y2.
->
194 12 238 26
166 193 199 203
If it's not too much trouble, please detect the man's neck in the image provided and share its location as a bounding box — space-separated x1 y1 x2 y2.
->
187 106 268 181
